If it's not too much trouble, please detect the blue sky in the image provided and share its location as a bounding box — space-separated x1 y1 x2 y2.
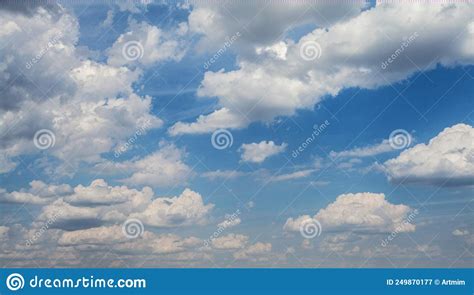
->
0 0 473 267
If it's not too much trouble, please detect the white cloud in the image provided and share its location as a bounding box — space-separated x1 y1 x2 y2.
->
2 1 472 268
211 234 248 250
188 2 367 55
363 243 441 259
115 0 150 13
175 3 474 133
256 41 288 60
284 192 415 234
0 5 164 174
382 124 474 186
174 1 366 135
336 158 363 170
122 143 192 187
197 67 315 128
38 198 103 229
101 10 114 27
270 169 315 182
95 143 192 188
130 188 214 227
30 179 213 229
58 225 203 255
107 20 188 67
58 225 127 246
283 215 314 233
310 180 330 187
319 233 363 253
201 170 246 180
240 141 287 163
316 193 415 233
330 139 395 159
452 229 469 236
64 179 144 206
169 107 248 135
233 242 272 260
0 180 72 204
217 218 241 229
0 155 17 174
70 60 140 99
52 94 162 165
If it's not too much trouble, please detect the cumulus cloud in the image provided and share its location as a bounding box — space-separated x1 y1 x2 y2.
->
382 124 474 186
0 186 275 267
64 179 145 206
169 107 248 135
24 179 214 229
233 242 272 260
0 180 72 204
284 192 416 234
58 225 127 246
0 4 166 174
70 60 140 99
171 1 368 135
211 234 248 250
107 20 188 67
0 155 17 174
130 188 214 227
95 142 193 188
319 233 363 253
240 141 287 164
188 1 367 55
217 217 241 229
283 215 315 233
121 143 193 187
173 3 474 133
58 225 203 255
2 1 472 268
